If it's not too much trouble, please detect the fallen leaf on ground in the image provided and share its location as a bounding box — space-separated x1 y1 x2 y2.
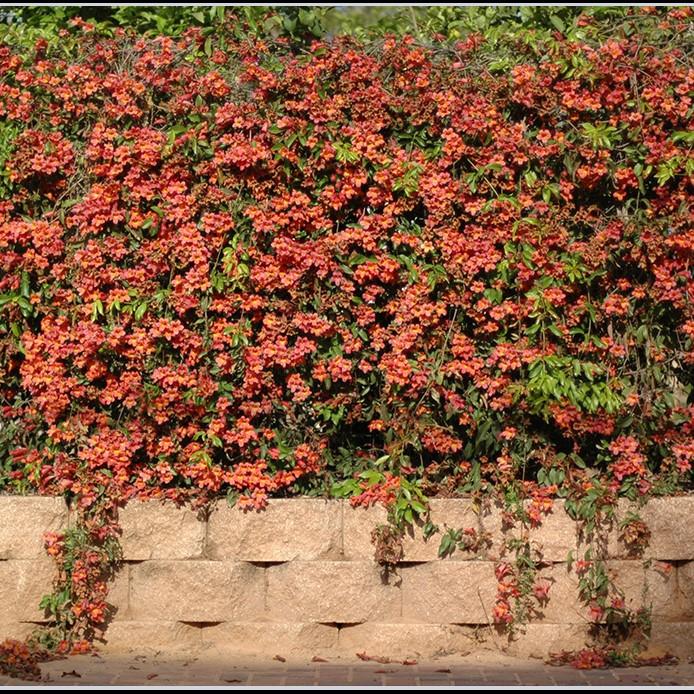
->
273 655 286 663
637 654 678 667
146 673 158 680
61 670 81 678
312 656 328 662
356 652 391 664
402 658 417 666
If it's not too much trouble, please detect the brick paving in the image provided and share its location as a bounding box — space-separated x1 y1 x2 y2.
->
2 651 694 687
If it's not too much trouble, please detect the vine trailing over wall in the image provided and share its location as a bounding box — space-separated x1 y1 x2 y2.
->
0 6 692 675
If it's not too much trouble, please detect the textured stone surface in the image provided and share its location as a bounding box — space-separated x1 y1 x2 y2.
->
207 499 342 561
525 503 586 563
118 501 205 560
342 499 480 562
337 623 481 657
401 562 497 624
0 496 68 559
341 504 388 561
476 499 516 562
108 565 130 620
637 563 681 621
201 622 339 655
103 621 203 652
534 563 585 624
639 497 694 560
537 560 681 624
477 499 621 563
402 499 480 562
0 621 35 642
266 561 401 623
503 624 592 658
129 561 264 622
648 622 694 659
0 559 55 621
677 562 694 620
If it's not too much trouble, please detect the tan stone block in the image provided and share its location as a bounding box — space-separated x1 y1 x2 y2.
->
342 504 388 561
200 622 338 655
129 561 264 622
401 499 479 562
641 563 680 621
599 561 679 620
336 622 480 658
107 565 129 620
266 561 400 623
103 621 202 653
118 501 205 560
0 496 68 559
648 622 694 659
639 497 694 560
0 559 55 621
477 499 512 562
343 499 481 563
0 621 35 641
503 624 592 659
478 499 620 562
537 560 680 624
207 499 342 561
534 563 586 624
676 561 694 620
527 503 586 563
401 561 497 624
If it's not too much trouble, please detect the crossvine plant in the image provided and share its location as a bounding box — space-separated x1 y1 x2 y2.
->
0 5 691 672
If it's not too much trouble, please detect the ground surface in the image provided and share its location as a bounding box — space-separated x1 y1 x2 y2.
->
2 650 694 687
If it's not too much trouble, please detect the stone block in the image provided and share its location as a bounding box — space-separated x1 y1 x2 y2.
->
107 565 130 620
536 560 681 624
647 622 694 659
343 499 480 562
207 499 342 561
118 501 205 560
676 561 694 620
640 563 680 621
639 497 694 560
535 563 585 624
503 624 592 659
401 561 497 624
0 496 68 559
129 561 264 622
200 622 338 655
103 621 202 652
266 561 400 623
0 621 36 642
0 559 55 621
477 499 620 563
342 504 387 561
337 622 481 658
402 499 480 562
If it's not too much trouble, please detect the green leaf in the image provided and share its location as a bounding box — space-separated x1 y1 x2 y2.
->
20 271 30 297
134 302 148 321
226 489 239 508
549 15 566 33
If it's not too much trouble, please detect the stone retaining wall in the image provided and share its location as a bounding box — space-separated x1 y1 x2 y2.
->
1 496 693 659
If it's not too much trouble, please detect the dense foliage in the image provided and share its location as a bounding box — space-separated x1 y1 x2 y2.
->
0 5 692 654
